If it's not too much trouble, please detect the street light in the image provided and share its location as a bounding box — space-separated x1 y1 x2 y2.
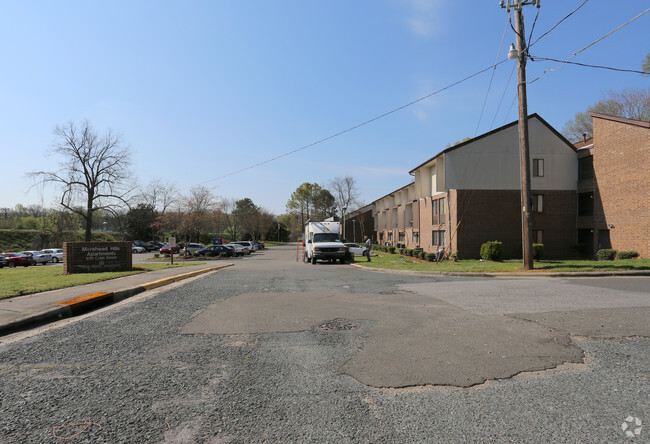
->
342 206 347 240
352 219 356 243
103 221 108 241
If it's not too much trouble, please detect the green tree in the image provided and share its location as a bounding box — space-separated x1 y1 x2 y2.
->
562 88 650 142
286 182 335 223
642 53 650 74
119 204 158 241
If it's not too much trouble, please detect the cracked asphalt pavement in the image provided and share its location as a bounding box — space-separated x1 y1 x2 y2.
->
0 244 648 443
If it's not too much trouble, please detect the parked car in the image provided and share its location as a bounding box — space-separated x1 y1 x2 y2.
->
159 243 182 254
197 245 233 257
1 253 35 268
43 248 64 263
148 241 164 250
233 241 257 252
227 243 247 256
132 244 147 254
344 243 368 257
133 240 156 251
254 241 265 250
184 243 206 255
21 250 52 265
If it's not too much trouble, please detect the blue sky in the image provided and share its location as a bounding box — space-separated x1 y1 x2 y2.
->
1 0 648 215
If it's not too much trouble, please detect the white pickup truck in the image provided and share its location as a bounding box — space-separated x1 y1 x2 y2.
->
304 221 348 264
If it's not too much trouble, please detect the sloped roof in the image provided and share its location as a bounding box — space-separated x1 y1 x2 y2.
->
589 112 650 128
408 113 575 174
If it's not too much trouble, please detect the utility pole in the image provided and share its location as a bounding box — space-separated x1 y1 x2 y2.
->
501 0 539 270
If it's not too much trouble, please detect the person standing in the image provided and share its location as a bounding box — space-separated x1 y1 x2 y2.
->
364 236 372 262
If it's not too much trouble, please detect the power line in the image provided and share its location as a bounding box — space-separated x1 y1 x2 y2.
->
195 61 507 187
528 8 649 83
531 56 648 75
528 0 590 49
490 63 517 130
474 17 510 136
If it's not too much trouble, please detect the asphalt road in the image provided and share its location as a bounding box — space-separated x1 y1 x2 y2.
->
0 244 648 443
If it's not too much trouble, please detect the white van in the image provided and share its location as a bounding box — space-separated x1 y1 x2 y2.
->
304 221 348 264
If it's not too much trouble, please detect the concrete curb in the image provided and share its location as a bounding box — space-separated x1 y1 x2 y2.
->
0 263 234 336
348 263 650 278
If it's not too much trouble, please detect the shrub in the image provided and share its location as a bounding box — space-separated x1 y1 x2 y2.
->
532 243 544 261
480 241 503 261
399 248 406 255
406 249 414 257
425 253 436 262
596 249 617 261
417 250 426 259
617 250 639 260
388 246 396 254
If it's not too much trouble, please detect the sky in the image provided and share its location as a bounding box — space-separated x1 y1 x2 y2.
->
1 0 648 216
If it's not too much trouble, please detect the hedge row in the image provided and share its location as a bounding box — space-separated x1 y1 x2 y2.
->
596 249 639 261
371 244 442 262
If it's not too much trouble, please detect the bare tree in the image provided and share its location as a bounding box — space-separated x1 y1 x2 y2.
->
562 87 650 142
221 198 242 241
29 120 134 241
140 178 179 214
329 176 361 217
179 185 217 242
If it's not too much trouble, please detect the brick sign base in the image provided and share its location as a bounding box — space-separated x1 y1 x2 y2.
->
63 242 133 274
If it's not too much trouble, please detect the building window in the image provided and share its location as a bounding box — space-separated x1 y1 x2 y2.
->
388 232 393 241
532 194 544 213
578 192 594 216
432 197 446 225
398 232 405 242
412 231 419 243
533 230 543 244
579 156 594 180
432 230 446 246
533 159 544 177
379 232 383 242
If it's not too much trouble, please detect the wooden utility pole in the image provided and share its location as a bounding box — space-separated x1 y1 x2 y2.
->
502 0 538 270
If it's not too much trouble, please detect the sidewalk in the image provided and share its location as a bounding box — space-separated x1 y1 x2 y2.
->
0 262 234 336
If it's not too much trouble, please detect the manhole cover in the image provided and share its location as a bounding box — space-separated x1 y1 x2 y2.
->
313 319 360 331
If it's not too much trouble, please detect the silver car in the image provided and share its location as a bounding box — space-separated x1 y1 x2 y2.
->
43 248 64 263
21 250 53 265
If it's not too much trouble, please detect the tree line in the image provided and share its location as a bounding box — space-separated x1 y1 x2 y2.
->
19 120 364 246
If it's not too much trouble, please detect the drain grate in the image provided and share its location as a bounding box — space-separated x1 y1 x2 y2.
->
313 319 360 331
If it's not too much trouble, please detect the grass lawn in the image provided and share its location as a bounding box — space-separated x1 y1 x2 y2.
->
351 253 650 273
0 263 204 300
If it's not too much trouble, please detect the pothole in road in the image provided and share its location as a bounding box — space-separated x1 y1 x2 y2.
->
313 319 361 332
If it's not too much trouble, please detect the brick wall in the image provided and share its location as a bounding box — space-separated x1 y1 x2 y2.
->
591 116 649 257
63 242 133 274
453 189 576 259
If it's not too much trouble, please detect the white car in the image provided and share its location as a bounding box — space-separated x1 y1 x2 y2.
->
344 243 368 257
22 250 52 265
43 248 64 263
184 243 206 254
227 243 248 256
132 245 147 253
233 241 257 252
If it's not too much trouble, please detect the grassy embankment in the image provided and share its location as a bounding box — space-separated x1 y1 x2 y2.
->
0 262 202 300
350 252 650 273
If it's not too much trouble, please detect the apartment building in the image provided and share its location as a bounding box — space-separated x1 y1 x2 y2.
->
576 113 649 258
373 114 579 259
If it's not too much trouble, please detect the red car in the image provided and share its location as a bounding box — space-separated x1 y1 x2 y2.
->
1 253 35 268
159 243 182 254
